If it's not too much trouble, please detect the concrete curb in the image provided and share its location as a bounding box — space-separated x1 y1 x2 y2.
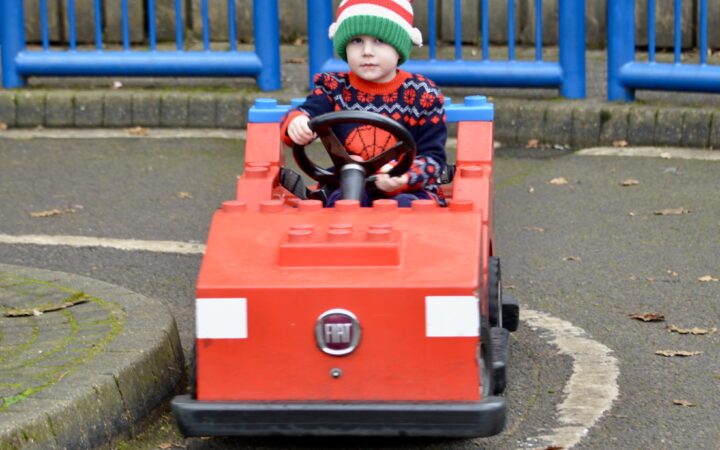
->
0 264 184 450
1 90 719 149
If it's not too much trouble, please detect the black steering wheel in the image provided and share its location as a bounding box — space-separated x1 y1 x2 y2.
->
292 111 416 201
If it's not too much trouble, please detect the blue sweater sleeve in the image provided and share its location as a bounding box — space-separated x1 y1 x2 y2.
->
406 88 447 191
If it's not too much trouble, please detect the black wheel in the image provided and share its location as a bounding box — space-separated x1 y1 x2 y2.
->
488 256 502 328
188 343 197 399
480 317 495 398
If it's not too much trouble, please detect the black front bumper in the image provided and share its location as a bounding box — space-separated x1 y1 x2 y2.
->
171 395 506 437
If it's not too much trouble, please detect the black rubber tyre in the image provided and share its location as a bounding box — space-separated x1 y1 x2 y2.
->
488 256 502 327
480 317 495 398
188 343 197 399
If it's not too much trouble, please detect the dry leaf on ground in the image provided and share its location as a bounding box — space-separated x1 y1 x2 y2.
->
621 179 639 186
698 275 719 282
126 126 150 136
550 177 569 185
285 57 308 64
177 192 193 199
30 205 83 218
628 313 665 322
0 122 7 131
30 209 63 218
653 208 692 216
526 138 540 148
563 256 581 261
612 139 628 147
672 399 695 407
655 350 702 357
667 325 717 335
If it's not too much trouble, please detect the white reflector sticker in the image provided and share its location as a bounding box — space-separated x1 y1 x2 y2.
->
196 298 247 339
425 296 479 337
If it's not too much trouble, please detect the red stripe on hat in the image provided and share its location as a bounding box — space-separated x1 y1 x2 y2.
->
336 0 413 26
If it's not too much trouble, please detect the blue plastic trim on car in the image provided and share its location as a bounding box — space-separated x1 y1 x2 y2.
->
249 96 494 124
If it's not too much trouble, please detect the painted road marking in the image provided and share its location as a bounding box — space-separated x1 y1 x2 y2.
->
1 233 620 448
521 309 620 449
0 129 246 140
0 234 205 255
578 146 720 160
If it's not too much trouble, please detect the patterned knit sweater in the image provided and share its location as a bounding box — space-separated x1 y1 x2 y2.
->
281 69 447 202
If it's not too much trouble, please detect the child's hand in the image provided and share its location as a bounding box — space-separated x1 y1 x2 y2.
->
374 163 409 192
287 114 317 145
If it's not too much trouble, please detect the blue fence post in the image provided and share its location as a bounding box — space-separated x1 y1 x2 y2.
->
253 0 281 91
0 0 27 88
558 0 585 98
607 0 635 101
307 0 334 90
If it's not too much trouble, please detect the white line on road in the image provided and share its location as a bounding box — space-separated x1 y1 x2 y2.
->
578 146 720 160
0 128 246 140
521 309 620 449
0 234 205 255
0 233 620 448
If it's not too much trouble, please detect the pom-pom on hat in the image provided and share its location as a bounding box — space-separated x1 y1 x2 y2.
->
329 0 423 65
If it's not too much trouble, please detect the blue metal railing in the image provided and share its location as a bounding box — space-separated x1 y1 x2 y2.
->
608 0 719 101
0 0 281 91
307 0 586 99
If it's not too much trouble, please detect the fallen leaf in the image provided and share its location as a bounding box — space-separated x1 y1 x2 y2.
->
698 275 719 282
526 138 540 148
667 270 678 277
284 57 308 64
528 186 535 193
655 350 702 357
550 177 569 185
612 139 628 147
621 178 639 186
30 209 63 218
0 122 7 131
29 205 83 218
628 211 636 217
126 126 150 136
653 208 692 216
628 312 665 322
525 227 545 233
563 256 581 261
667 325 717 335
177 192 193 199
672 399 695 407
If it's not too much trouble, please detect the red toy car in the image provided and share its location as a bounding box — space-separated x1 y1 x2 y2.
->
172 96 519 437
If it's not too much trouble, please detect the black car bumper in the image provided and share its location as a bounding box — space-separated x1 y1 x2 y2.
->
171 395 506 437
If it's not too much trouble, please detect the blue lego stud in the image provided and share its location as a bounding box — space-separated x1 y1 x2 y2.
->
249 98 291 123
444 97 453 105
254 98 278 109
444 95 493 123
464 95 487 106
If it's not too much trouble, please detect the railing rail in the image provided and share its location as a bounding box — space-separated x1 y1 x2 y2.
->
0 0 281 91
608 0 720 101
307 0 586 99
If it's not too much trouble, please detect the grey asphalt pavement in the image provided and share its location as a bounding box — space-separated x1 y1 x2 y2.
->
0 135 718 448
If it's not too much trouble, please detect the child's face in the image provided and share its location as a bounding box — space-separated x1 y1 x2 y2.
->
346 35 400 84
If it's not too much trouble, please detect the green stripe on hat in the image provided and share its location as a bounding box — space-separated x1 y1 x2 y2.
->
333 15 413 65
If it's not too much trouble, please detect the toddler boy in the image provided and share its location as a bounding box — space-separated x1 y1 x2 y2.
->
281 0 447 207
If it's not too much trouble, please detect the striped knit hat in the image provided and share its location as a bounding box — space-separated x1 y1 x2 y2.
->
329 0 423 65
